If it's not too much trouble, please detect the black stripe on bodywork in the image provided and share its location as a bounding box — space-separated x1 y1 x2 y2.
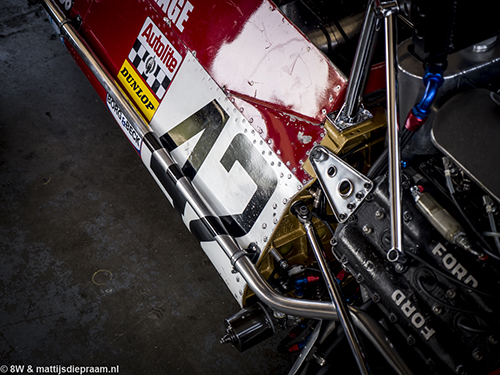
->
144 132 163 153
189 216 226 243
150 154 187 214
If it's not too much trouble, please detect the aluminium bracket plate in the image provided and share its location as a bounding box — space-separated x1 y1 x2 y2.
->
310 145 373 223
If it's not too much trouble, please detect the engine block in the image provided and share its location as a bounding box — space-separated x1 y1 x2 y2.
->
331 174 500 374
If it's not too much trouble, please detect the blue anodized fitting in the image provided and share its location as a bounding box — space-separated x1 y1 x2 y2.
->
412 66 444 120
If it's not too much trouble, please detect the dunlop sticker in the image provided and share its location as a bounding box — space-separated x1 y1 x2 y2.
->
118 59 159 121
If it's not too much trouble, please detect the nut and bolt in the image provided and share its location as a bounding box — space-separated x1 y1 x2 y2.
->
348 215 357 223
446 289 457 299
364 182 372 190
365 193 373 202
455 365 466 375
403 211 413 222
395 263 404 273
355 192 364 200
407 335 415 345
432 304 443 315
330 238 337 246
356 274 365 283
339 213 347 221
347 202 355 210
371 293 380 302
362 225 373 234
389 313 397 323
489 336 498 345
472 350 483 361
375 210 385 219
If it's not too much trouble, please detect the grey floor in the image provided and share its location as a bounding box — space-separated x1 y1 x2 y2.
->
0 2 295 374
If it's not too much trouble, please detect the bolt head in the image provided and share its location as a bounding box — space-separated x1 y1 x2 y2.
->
432 304 442 315
446 289 456 299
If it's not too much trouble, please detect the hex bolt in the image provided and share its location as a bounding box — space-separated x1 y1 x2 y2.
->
355 192 364 200
356 274 365 283
371 293 379 302
389 313 397 323
403 211 413 222
312 353 327 367
364 182 372 190
339 213 347 221
375 210 385 219
489 336 498 345
446 289 457 299
472 350 483 361
407 335 415 345
395 263 404 273
432 304 443 315
347 202 355 210
362 225 373 234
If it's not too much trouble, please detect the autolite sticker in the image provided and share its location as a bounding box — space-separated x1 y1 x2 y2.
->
128 17 182 101
118 60 159 121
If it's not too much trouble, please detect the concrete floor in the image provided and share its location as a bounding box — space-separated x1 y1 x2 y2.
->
0 2 294 374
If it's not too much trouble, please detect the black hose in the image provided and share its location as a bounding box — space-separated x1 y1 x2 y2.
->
367 126 414 178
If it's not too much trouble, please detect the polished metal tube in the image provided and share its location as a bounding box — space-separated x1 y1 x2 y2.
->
351 306 414 375
340 0 379 120
304 221 370 375
42 0 151 139
306 12 365 54
384 12 403 260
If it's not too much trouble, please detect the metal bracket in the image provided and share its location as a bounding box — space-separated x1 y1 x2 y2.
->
309 145 373 223
330 104 373 131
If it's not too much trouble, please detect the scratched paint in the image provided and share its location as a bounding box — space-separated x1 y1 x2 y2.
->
210 1 345 123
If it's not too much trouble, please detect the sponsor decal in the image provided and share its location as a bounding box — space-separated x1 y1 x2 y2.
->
118 60 159 121
128 17 182 101
58 0 73 11
152 0 193 32
106 94 142 153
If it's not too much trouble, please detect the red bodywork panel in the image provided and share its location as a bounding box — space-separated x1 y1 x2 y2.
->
63 0 351 182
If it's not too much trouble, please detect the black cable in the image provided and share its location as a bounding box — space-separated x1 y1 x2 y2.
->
405 250 498 299
450 193 499 261
367 126 415 178
456 319 488 334
416 276 493 315
311 211 336 238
